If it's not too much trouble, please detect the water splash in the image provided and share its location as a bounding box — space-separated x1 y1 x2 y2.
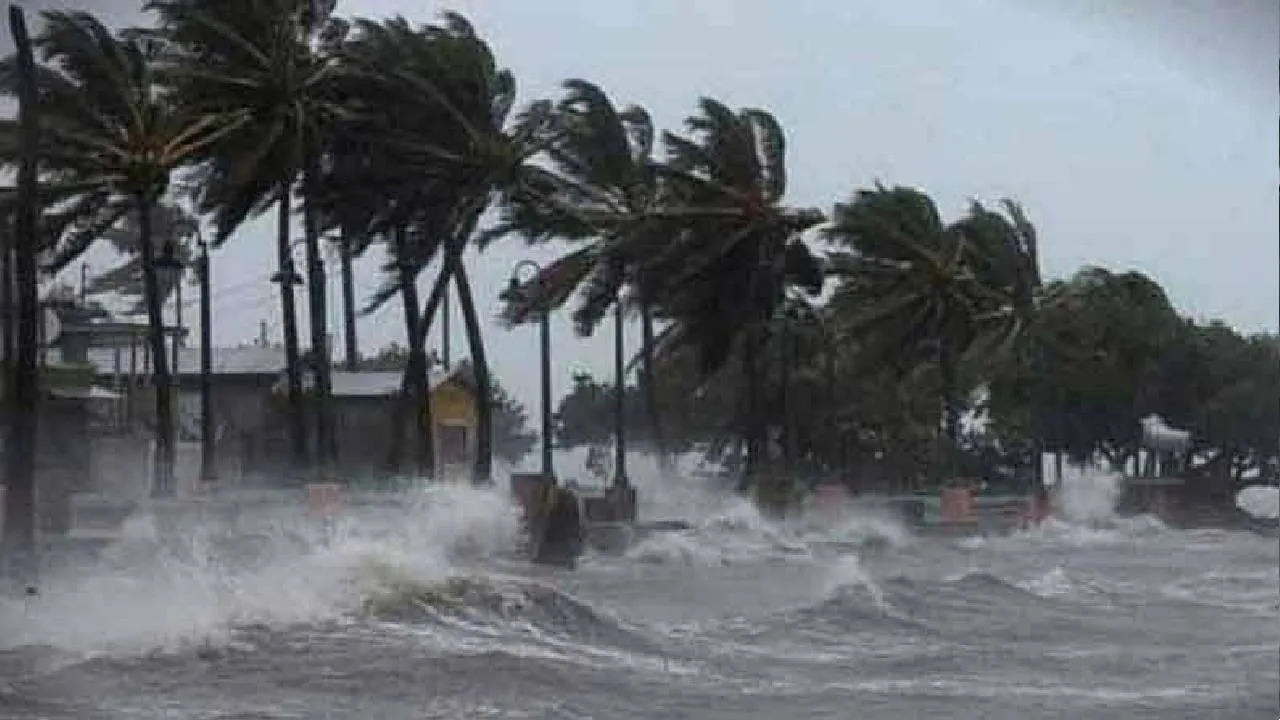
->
0 482 522 657
1236 485 1280 520
1052 465 1122 524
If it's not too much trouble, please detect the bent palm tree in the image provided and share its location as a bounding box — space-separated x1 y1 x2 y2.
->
0 10 235 497
824 187 1035 479
638 98 825 487
335 13 559 483
151 0 348 478
491 79 672 465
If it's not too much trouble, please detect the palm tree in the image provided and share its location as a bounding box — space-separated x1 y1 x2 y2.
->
0 10 235 497
824 186 1032 477
333 13 559 483
490 79 672 467
637 98 825 489
150 0 348 479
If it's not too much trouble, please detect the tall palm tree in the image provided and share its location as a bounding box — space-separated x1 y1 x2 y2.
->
311 71 444 477
150 0 347 479
490 79 672 467
334 13 559 483
824 186 1031 477
637 98 825 487
0 10 235 497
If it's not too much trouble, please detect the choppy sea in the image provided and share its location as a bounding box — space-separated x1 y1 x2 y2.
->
1 463 1276 719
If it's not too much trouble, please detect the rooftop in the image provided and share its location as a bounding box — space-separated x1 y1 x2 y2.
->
85 344 286 377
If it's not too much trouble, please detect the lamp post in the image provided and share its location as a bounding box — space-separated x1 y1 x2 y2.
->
508 260 553 480
194 230 215 484
153 242 185 497
612 298 627 490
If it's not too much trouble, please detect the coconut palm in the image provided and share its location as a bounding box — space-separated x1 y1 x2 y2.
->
490 79 672 466
0 10 235 497
332 13 559 483
823 186 1034 477
149 0 348 478
636 98 825 487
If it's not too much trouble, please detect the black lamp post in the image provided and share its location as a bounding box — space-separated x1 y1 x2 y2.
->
194 230 215 484
508 260 553 480
612 299 627 489
153 243 185 498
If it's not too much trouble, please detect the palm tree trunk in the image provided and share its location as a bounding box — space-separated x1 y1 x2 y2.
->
386 258 452 472
340 227 358 371
741 326 763 492
639 298 670 474
137 196 175 498
3 5 40 588
448 254 493 485
780 322 795 477
275 188 306 475
302 158 334 479
937 335 960 479
395 232 435 478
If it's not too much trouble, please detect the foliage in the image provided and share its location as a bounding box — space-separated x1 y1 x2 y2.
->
0 5 1271 508
553 372 648 449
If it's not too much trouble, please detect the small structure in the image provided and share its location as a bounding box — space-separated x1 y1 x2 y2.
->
301 366 480 482
1138 414 1191 478
1120 415 1193 520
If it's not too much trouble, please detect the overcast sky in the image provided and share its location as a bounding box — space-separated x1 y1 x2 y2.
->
11 0 1280 421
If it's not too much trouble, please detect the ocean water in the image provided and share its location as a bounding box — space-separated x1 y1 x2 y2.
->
0 464 1276 720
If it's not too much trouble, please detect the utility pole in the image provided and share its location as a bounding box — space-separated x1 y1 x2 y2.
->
196 232 215 483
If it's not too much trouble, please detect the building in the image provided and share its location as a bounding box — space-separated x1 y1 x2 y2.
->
291 365 480 482
80 339 481 487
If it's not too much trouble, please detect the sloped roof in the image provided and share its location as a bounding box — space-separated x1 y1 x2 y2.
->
274 367 471 398
85 344 286 377
325 368 466 397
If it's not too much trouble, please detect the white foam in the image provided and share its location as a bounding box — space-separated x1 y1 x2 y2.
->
1236 485 1280 520
1053 466 1122 524
0 483 521 657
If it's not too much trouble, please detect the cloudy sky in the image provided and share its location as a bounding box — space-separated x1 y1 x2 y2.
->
11 0 1280 418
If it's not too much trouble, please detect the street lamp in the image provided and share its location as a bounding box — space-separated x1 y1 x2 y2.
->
153 242 185 377
152 242 184 498
507 260 554 480
612 297 627 490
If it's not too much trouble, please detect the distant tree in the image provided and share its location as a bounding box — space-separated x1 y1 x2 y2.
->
490 383 537 466
986 267 1183 471
553 372 647 449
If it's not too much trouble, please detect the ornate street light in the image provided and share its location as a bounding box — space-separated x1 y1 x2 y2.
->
507 260 554 480
151 241 184 498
